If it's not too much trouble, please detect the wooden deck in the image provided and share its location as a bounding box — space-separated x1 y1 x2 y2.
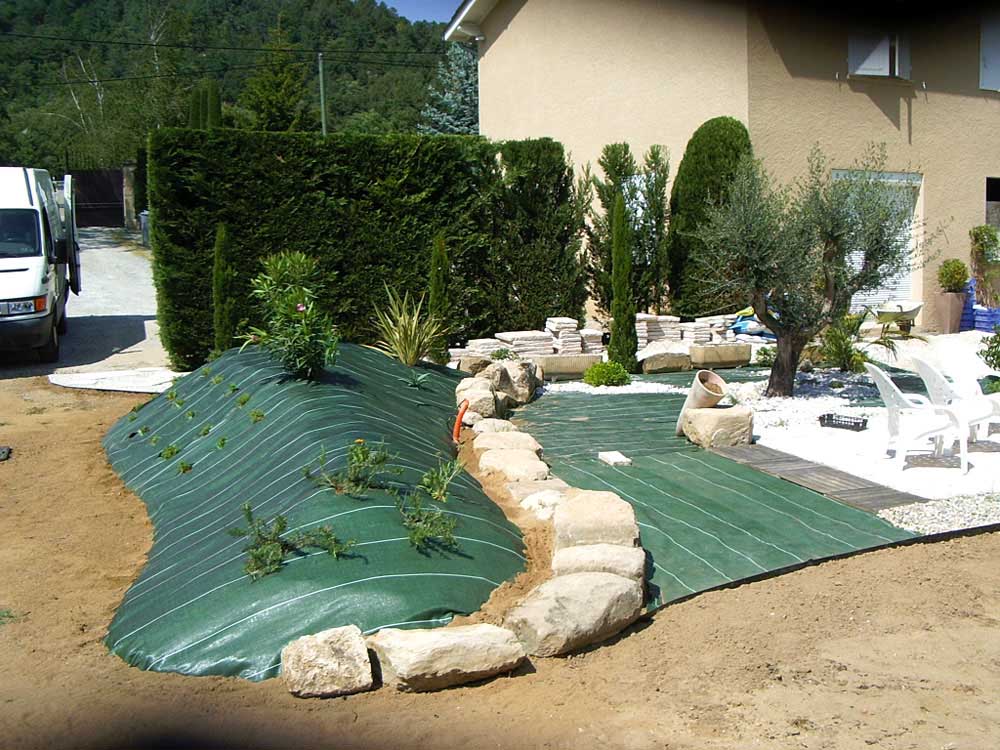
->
711 444 926 512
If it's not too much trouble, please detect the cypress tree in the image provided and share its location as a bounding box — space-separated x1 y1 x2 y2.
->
205 79 222 129
187 84 203 129
427 232 450 363
608 193 638 372
212 223 238 352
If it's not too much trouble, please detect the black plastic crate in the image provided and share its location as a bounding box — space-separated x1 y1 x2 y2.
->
818 413 867 431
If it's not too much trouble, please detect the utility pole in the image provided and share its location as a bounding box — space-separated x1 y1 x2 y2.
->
318 51 328 137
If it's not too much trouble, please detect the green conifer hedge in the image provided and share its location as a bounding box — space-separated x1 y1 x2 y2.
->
148 129 588 370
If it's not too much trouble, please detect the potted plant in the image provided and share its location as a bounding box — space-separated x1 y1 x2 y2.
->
937 258 970 334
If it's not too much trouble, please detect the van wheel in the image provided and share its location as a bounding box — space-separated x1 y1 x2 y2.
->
37 322 60 363
57 311 68 335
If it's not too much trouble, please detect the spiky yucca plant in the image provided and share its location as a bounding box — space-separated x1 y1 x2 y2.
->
373 286 447 367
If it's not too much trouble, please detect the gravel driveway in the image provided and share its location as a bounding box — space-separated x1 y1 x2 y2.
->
0 227 168 379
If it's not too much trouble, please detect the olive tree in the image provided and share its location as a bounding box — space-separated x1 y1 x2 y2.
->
692 145 933 397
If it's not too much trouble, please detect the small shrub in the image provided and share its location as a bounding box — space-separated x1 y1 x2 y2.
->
306 439 401 497
373 285 447 367
397 370 430 389
236 393 251 407
212 375 224 385
419 459 464 503
160 444 180 460
199 424 213 437
396 494 457 552
937 259 970 293
165 390 177 403
249 409 265 423
755 346 776 367
185 410 197 420
201 367 212 378
149 436 161 446
228 383 239 394
583 361 631 387
490 348 518 361
139 426 150 436
128 413 137 422
980 327 1000 371
228 502 355 580
0 608 19 626
178 461 193 474
821 316 867 373
216 437 227 449
983 377 1000 394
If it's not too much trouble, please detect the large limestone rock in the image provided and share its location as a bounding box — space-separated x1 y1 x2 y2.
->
458 354 493 375
456 377 497 418
681 405 753 448
477 361 540 406
642 352 692 374
479 449 550 482
367 624 526 692
281 625 374 698
504 573 643 657
472 418 519 434
530 354 602 379
505 478 569 503
689 343 752 369
553 489 639 550
552 544 646 583
473 431 542 456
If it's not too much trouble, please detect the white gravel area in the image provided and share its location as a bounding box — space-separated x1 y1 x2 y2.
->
878 494 1000 535
540 379 687 396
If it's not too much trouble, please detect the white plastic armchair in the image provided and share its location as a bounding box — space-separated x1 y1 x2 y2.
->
910 356 997 443
864 363 969 472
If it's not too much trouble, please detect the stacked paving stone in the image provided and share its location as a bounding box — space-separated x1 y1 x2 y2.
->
465 338 506 356
580 328 605 353
679 320 712 343
635 313 682 348
495 330 555 357
545 317 583 354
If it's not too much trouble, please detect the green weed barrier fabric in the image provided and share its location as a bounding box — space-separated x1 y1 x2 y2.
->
103 345 524 681
515 384 914 609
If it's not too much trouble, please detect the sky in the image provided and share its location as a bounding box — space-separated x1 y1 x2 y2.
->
384 0 457 23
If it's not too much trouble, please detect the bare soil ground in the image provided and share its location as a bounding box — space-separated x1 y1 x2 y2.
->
1 377 999 750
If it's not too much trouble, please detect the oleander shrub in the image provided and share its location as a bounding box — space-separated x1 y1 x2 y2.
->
583 361 631 387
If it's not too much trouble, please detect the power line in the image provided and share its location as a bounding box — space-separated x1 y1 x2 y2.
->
34 62 307 87
0 30 444 57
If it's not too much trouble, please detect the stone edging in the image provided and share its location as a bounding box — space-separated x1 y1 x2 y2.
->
280 360 649 697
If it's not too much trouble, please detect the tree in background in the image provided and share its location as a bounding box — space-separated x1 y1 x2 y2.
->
239 27 311 132
427 233 451 363
586 143 670 316
608 193 638 372
188 79 221 129
418 43 478 135
692 145 934 397
667 116 752 317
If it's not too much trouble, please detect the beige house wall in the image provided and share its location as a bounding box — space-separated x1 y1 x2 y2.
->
478 0 749 179
747 6 1000 330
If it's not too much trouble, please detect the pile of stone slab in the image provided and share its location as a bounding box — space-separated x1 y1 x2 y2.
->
635 313 682 348
580 328 604 353
495 330 555 357
679 321 712 343
465 338 506 356
545 317 583 354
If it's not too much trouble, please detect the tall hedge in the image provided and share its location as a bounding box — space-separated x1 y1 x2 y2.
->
667 116 752 316
148 129 586 370
212 223 238 352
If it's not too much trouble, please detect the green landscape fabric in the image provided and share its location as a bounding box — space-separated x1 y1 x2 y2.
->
515 384 915 608
103 345 525 681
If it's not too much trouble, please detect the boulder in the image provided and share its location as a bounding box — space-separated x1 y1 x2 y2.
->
472 418 519 434
551 544 646 583
553 489 639 550
689 343 752 369
458 355 493 375
281 625 374 698
367 624 526 692
479 449 550 482
477 361 540 405
504 573 643 657
530 354 602 379
519 488 567 521
505 478 570 503
456 378 497 418
642 352 692 374
461 409 483 426
473 431 542 456
681 405 753 448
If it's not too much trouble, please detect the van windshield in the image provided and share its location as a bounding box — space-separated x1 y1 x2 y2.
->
0 209 41 258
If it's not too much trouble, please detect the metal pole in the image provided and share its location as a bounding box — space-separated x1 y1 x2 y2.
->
318 52 328 137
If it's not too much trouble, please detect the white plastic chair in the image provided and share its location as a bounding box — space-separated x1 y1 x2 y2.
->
910 356 997 443
864 362 969 472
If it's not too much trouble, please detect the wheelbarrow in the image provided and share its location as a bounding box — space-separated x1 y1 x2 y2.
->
875 300 922 336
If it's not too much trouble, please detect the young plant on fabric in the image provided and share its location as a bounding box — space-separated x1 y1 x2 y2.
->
373 285 447 367
228 502 355 580
396 493 457 552
306 439 402 498
418 459 464 503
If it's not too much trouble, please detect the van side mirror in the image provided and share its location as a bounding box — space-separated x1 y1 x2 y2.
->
53 238 68 264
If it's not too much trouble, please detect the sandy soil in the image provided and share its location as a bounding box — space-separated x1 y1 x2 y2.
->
1 377 999 750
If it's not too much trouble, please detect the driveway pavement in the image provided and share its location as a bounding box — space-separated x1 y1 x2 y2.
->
0 227 169 379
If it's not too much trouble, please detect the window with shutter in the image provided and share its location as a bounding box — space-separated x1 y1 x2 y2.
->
848 32 911 79
981 11 1000 91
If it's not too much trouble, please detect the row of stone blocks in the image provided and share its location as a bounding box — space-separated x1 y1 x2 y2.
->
280 408 649 697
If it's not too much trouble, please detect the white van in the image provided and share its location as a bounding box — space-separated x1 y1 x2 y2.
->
0 167 81 362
